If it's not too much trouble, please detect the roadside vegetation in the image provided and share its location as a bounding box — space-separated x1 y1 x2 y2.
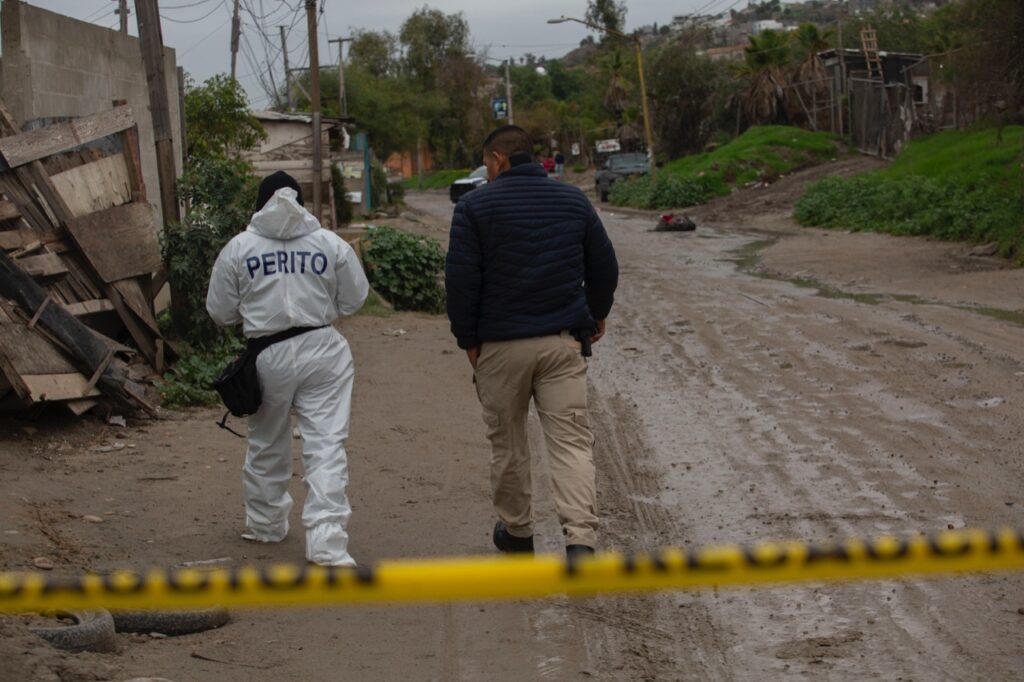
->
158 76 264 407
359 226 446 313
611 126 842 209
795 127 1024 262
401 169 470 191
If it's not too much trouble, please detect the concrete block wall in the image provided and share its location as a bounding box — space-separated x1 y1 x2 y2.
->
1 0 183 227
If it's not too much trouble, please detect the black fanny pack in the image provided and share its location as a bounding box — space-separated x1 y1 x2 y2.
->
213 326 326 436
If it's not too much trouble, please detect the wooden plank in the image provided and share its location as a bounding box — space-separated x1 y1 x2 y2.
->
50 154 132 218
0 323 78 374
0 230 29 250
23 373 101 402
64 299 115 316
65 203 161 282
0 344 31 404
64 398 98 416
0 200 19 221
0 106 134 170
18 252 68 277
121 125 147 203
111 279 159 333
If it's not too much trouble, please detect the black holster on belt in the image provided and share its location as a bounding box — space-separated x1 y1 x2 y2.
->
571 328 594 358
213 326 326 436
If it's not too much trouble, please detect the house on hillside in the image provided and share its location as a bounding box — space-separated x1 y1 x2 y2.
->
703 45 746 63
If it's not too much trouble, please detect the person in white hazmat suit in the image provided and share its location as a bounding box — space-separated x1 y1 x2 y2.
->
206 171 369 567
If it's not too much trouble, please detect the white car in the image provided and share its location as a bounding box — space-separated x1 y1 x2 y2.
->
449 166 488 203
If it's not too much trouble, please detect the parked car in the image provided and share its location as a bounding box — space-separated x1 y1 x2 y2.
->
595 152 649 202
449 166 488 203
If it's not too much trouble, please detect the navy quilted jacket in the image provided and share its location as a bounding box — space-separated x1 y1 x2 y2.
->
445 161 619 350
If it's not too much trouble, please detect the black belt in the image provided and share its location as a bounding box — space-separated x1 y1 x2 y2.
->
247 325 327 354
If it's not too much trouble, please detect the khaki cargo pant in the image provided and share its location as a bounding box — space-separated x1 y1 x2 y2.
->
474 331 598 548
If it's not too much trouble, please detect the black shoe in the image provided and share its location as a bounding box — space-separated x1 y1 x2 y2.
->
566 544 595 561
493 521 534 554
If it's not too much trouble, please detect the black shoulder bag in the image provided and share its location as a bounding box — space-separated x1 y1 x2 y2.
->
213 326 325 436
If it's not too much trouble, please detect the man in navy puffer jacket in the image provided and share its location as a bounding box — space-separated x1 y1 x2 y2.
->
446 125 618 559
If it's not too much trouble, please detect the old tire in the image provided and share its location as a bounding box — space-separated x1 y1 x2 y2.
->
29 609 118 653
111 606 230 636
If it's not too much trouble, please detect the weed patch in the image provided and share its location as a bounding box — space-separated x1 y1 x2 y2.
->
795 127 1024 261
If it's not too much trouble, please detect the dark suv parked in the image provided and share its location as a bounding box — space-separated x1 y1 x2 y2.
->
595 152 649 202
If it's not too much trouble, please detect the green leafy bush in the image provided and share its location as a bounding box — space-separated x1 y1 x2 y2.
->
795 127 1024 261
161 155 256 348
572 163 588 173
610 173 726 209
361 226 446 313
157 338 243 408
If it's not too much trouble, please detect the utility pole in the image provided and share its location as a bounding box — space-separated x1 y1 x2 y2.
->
280 26 293 110
116 0 129 34
305 0 322 220
230 0 241 80
133 0 180 227
328 37 351 117
505 59 514 125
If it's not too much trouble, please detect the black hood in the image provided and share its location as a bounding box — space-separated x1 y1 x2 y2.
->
255 171 304 211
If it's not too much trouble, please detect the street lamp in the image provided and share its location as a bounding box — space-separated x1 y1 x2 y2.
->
547 16 656 176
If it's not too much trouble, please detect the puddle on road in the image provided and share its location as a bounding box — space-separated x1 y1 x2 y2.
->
727 238 1024 326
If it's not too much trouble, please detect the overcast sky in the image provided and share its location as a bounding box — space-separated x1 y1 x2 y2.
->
22 1 722 107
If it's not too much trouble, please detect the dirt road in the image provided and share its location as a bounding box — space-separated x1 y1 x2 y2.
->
2 165 1022 680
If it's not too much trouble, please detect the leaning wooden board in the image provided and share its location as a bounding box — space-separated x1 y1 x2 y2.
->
64 203 161 283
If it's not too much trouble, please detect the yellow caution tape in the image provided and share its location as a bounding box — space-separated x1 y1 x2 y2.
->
1 528 1022 612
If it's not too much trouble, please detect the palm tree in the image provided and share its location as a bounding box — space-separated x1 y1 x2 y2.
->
734 29 792 127
601 49 632 125
790 23 835 129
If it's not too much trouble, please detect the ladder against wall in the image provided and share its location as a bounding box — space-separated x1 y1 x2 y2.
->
860 27 884 82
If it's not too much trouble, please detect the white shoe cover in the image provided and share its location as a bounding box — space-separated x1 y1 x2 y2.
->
306 522 356 567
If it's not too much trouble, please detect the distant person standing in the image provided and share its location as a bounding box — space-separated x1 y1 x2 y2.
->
445 126 619 559
554 150 565 175
542 154 556 175
207 171 369 567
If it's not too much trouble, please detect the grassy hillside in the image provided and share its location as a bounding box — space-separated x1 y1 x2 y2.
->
611 126 843 209
795 127 1024 261
401 169 471 191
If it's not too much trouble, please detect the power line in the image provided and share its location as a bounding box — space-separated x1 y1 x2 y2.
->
179 5 235 57
160 2 224 23
82 2 116 22
161 0 218 9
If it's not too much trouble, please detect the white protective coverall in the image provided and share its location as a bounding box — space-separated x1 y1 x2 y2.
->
206 187 368 566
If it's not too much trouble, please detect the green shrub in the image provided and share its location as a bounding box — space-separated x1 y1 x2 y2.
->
795 174 1023 259
572 163 588 173
610 173 726 209
795 127 1024 261
361 226 446 313
157 338 243 408
162 156 256 348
